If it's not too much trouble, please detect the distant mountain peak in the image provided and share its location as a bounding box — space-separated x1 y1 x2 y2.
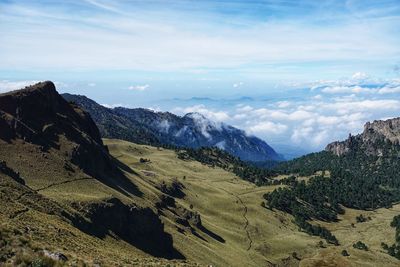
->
183 112 224 134
62 93 282 162
184 112 207 120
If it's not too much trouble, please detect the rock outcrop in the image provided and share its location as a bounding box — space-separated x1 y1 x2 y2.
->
0 81 184 261
73 198 183 259
326 117 400 156
0 81 113 178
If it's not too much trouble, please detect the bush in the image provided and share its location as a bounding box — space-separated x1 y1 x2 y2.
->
353 241 368 251
139 158 150 163
356 214 367 223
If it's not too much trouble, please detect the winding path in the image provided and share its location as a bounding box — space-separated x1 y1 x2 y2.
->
35 177 94 192
218 187 253 251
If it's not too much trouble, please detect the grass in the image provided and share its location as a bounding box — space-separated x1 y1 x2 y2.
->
105 139 400 267
1 136 400 266
104 139 323 267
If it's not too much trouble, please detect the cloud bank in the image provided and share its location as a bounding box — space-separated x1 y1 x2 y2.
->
172 73 400 152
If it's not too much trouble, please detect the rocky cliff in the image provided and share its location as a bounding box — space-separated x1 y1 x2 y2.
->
0 81 114 178
325 117 400 156
0 81 186 264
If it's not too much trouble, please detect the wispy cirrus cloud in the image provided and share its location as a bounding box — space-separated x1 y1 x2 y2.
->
0 0 399 80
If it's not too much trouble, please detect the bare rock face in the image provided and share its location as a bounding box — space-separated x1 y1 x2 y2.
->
325 134 355 156
362 118 400 145
0 161 24 185
326 117 400 156
43 250 68 262
72 198 183 259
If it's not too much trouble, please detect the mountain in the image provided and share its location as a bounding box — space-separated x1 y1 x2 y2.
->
266 117 400 264
0 81 115 179
62 93 282 162
60 94 160 146
273 117 400 212
1 82 400 266
0 81 322 266
326 117 400 157
0 82 187 265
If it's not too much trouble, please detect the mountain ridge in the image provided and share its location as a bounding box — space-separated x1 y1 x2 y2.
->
0 81 186 265
62 93 283 162
1 81 400 266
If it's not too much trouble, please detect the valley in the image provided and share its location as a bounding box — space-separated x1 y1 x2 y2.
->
105 140 400 267
1 82 400 267
2 0 400 265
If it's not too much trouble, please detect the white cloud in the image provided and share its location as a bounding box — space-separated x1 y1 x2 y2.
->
313 94 323 100
233 82 244 88
248 121 288 135
173 105 230 122
88 82 96 87
101 103 132 108
172 88 400 151
0 80 39 92
321 85 374 94
378 86 400 94
236 105 253 112
1 2 399 74
276 101 291 108
351 72 369 81
308 73 400 98
128 84 150 91
323 99 400 115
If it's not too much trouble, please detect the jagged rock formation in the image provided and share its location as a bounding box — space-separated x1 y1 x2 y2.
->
326 117 400 156
62 93 283 162
363 118 400 144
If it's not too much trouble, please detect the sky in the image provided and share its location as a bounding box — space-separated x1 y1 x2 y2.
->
1 0 400 157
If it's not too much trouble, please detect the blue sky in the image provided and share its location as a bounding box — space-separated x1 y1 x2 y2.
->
1 0 400 156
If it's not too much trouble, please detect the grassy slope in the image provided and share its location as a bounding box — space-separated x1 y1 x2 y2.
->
0 137 196 266
105 139 400 267
105 139 323 267
301 205 400 267
2 136 399 266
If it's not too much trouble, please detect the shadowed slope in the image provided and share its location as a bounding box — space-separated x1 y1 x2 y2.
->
0 82 186 264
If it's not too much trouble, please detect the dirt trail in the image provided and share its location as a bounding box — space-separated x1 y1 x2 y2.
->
218 187 253 251
10 207 29 219
35 177 94 192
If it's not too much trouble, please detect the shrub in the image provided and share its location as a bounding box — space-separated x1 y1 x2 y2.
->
353 241 368 251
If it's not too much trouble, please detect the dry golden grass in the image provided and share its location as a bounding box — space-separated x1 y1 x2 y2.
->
105 139 400 267
105 139 323 267
2 137 399 266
